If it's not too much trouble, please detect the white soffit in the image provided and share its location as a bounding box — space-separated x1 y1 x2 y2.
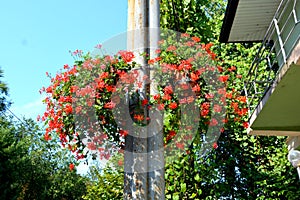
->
228 0 282 42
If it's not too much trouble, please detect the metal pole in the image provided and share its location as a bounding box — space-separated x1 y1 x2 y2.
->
125 1 148 199
126 0 163 199
147 1 164 199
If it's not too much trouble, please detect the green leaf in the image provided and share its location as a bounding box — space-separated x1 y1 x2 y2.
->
190 193 197 198
180 182 186 193
172 194 180 200
194 174 201 182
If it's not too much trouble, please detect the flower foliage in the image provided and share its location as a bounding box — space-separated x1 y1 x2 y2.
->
40 32 248 161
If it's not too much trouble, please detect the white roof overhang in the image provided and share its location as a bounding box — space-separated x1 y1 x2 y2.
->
220 0 282 42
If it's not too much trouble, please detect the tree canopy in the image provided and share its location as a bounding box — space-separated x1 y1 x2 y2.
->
0 71 88 200
0 68 9 112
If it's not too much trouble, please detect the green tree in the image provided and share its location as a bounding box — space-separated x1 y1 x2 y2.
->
0 116 88 200
0 68 9 112
0 70 87 199
160 0 226 43
0 70 87 200
83 159 123 200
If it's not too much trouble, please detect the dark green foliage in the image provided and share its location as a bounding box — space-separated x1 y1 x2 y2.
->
0 70 88 200
0 68 9 112
83 165 123 200
160 0 226 43
0 117 88 200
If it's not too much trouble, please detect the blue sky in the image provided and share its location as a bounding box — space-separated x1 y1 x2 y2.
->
0 0 128 120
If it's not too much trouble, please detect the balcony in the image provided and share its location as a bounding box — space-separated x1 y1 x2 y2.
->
244 0 300 136
220 0 300 138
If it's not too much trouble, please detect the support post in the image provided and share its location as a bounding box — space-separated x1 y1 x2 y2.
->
147 0 165 199
125 0 163 199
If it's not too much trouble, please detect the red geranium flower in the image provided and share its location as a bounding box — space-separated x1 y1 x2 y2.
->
64 104 73 114
179 60 192 70
212 142 218 149
119 50 135 63
141 99 148 106
190 72 199 81
219 75 229 83
191 36 201 43
169 102 178 110
163 94 172 101
192 84 201 92
134 114 144 122
236 74 243 79
166 45 176 51
237 96 247 103
164 85 173 95
87 142 96 150
158 104 164 110
104 101 116 109
166 130 177 141
228 66 236 71
201 102 210 110
181 33 190 38
118 159 124 166
210 118 218 126
119 130 129 137
176 142 185 150
213 104 222 113
153 94 160 101
243 122 249 129
69 163 75 171
44 132 51 141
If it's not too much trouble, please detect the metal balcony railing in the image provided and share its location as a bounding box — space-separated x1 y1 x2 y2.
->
244 0 300 117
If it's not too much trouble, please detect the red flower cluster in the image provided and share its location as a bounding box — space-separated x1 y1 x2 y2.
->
166 130 177 142
40 32 249 163
169 102 178 110
119 50 135 63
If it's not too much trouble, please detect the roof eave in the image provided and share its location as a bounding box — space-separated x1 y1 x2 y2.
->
219 0 240 43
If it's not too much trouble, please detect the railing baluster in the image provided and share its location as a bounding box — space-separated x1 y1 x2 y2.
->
244 0 300 117
274 18 287 63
